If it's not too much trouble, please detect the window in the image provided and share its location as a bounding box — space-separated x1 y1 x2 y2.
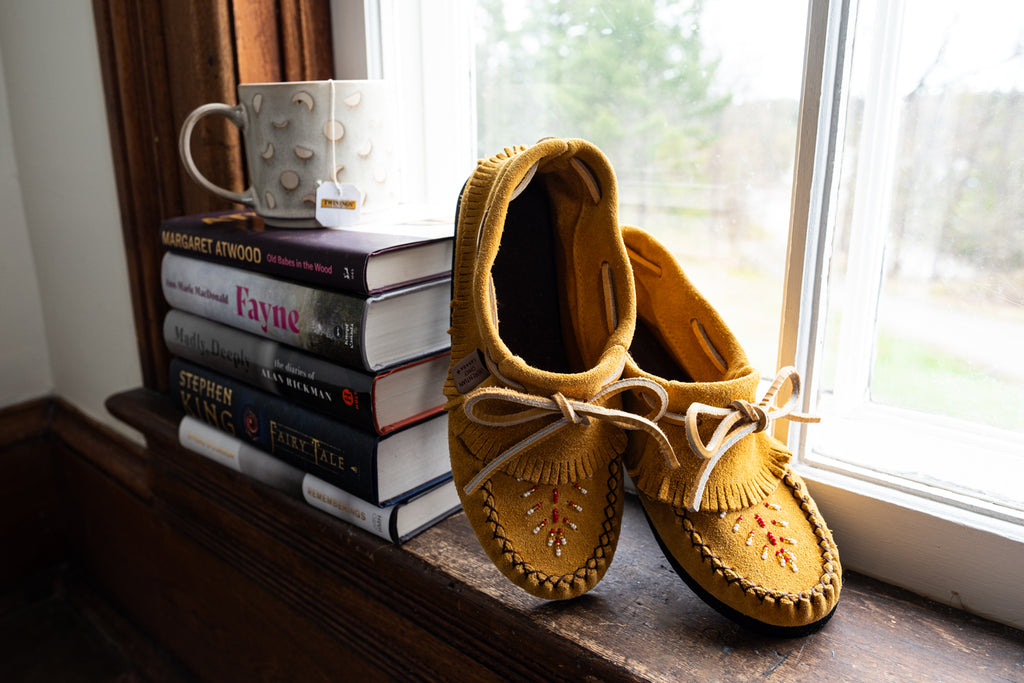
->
786 0 1024 629
808 0 1024 512
361 0 1023 628
336 0 476 213
471 1 809 375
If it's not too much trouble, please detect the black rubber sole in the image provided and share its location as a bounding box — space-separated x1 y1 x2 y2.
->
641 506 838 638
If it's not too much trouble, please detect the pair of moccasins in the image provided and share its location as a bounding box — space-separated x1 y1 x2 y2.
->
443 138 841 636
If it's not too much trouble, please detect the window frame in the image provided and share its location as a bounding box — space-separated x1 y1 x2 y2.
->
780 0 1023 629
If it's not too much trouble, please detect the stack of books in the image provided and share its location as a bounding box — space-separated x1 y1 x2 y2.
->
160 208 459 543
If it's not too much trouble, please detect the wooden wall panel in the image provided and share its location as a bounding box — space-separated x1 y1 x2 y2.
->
0 397 51 449
57 443 164 628
0 438 65 588
0 398 63 588
58 444 387 682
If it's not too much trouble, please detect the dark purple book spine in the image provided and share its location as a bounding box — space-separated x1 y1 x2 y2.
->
160 210 373 293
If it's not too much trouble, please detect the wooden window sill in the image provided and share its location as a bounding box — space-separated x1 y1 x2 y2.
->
106 388 1023 681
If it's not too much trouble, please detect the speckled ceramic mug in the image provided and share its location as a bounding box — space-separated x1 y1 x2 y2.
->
179 80 399 227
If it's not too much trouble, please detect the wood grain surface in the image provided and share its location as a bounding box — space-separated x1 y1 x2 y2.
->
98 388 1023 682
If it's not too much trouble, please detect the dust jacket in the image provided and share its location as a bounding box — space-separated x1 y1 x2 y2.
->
160 208 453 295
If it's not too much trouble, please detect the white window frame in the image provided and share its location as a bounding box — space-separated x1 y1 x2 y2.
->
781 0 1023 629
337 0 1024 629
331 0 476 212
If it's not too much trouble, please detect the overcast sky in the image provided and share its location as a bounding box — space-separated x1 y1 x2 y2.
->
701 1 1024 101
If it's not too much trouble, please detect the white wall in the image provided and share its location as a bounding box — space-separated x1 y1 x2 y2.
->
0 45 53 405
0 2 143 438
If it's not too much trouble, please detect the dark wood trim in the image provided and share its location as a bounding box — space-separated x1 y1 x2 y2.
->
0 396 51 449
232 3 285 84
91 0 334 393
3 393 1023 679
50 398 150 502
0 395 151 589
0 397 152 496
109 389 614 681
92 0 185 391
0 399 62 588
279 0 335 81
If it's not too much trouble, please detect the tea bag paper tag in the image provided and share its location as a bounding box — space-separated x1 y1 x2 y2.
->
315 182 362 227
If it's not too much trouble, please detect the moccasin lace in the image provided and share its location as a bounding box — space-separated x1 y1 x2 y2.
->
461 377 678 494
664 366 820 512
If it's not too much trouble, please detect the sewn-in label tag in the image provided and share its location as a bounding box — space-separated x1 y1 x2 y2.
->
316 182 362 227
453 349 489 393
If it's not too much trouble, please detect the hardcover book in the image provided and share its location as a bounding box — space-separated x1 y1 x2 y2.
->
161 252 450 372
178 415 306 497
178 416 458 543
164 309 448 434
303 473 460 544
171 358 450 506
160 208 454 295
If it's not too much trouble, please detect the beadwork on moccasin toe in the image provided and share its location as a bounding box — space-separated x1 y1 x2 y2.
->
445 140 670 600
620 226 842 635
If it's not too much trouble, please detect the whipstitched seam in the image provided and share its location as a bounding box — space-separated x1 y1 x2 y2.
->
480 459 621 593
450 143 621 593
676 472 839 606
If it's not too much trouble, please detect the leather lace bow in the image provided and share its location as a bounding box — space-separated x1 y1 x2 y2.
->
461 378 679 495
677 366 819 512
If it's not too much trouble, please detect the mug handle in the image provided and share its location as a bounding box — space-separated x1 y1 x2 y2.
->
178 103 253 206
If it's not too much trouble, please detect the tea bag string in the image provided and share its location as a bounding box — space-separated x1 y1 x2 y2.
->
329 79 342 193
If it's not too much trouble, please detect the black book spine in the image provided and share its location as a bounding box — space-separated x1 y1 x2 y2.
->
163 309 376 432
170 358 381 503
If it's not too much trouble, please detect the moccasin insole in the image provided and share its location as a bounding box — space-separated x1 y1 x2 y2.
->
630 317 693 383
492 177 573 374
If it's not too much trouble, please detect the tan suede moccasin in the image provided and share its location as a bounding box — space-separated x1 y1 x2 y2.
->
621 226 842 635
444 140 671 600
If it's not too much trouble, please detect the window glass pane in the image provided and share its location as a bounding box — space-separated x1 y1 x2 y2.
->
473 0 809 374
869 5 1024 432
815 0 1024 511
